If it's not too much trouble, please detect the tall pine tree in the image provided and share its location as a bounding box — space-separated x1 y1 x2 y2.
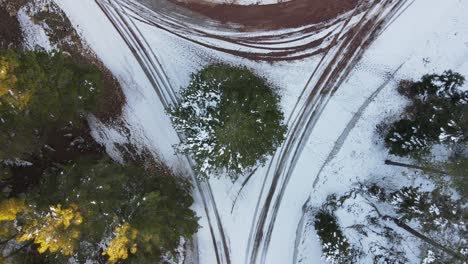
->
169 64 287 180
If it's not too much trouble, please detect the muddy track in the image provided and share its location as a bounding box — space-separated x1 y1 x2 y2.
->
169 0 358 31
111 0 353 61
245 1 412 263
132 0 350 41
95 1 232 263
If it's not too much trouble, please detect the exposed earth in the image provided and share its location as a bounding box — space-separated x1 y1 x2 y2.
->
174 0 288 5
0 6 22 48
168 0 358 30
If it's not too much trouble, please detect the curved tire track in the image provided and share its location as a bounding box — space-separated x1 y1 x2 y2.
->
91 0 413 264
95 1 231 263
245 1 412 263
311 62 405 189
114 0 352 61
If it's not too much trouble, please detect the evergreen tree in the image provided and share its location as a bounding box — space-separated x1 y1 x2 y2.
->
169 64 287 180
0 49 102 160
384 71 467 156
448 157 468 197
314 209 356 263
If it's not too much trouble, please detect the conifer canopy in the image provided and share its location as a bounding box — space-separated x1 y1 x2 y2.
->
169 64 287 180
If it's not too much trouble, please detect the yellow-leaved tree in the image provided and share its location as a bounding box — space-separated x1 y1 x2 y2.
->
17 204 83 256
103 223 138 263
0 51 18 98
0 198 30 221
0 50 33 111
0 198 30 241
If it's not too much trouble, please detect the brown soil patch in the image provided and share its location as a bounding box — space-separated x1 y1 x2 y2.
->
0 6 23 49
94 68 126 121
169 0 358 30
0 0 28 14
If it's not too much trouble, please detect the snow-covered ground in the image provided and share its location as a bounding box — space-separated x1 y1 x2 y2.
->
291 1 468 262
53 0 468 263
17 7 55 51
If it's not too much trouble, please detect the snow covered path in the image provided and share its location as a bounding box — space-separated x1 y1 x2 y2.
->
54 0 468 263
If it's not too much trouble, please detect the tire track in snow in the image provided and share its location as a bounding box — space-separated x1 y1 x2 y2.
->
292 2 415 261
95 1 231 263
230 0 362 218
291 62 406 264
93 1 372 263
94 0 347 262
292 197 311 264
113 0 351 61
90 0 412 263
245 1 412 263
244 5 365 262
311 62 405 189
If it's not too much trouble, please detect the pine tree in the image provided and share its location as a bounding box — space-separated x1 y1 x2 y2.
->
0 49 103 160
314 209 356 263
169 64 287 180
384 71 467 156
444 153 468 198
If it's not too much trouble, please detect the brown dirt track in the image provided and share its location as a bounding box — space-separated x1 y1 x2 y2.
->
169 0 359 30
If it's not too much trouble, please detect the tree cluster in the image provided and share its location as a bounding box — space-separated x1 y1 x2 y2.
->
314 183 467 264
0 49 199 263
1 158 198 263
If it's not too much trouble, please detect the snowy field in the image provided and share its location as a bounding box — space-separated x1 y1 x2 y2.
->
52 0 468 263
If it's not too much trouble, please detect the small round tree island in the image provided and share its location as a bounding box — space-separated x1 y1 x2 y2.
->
169 64 287 180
